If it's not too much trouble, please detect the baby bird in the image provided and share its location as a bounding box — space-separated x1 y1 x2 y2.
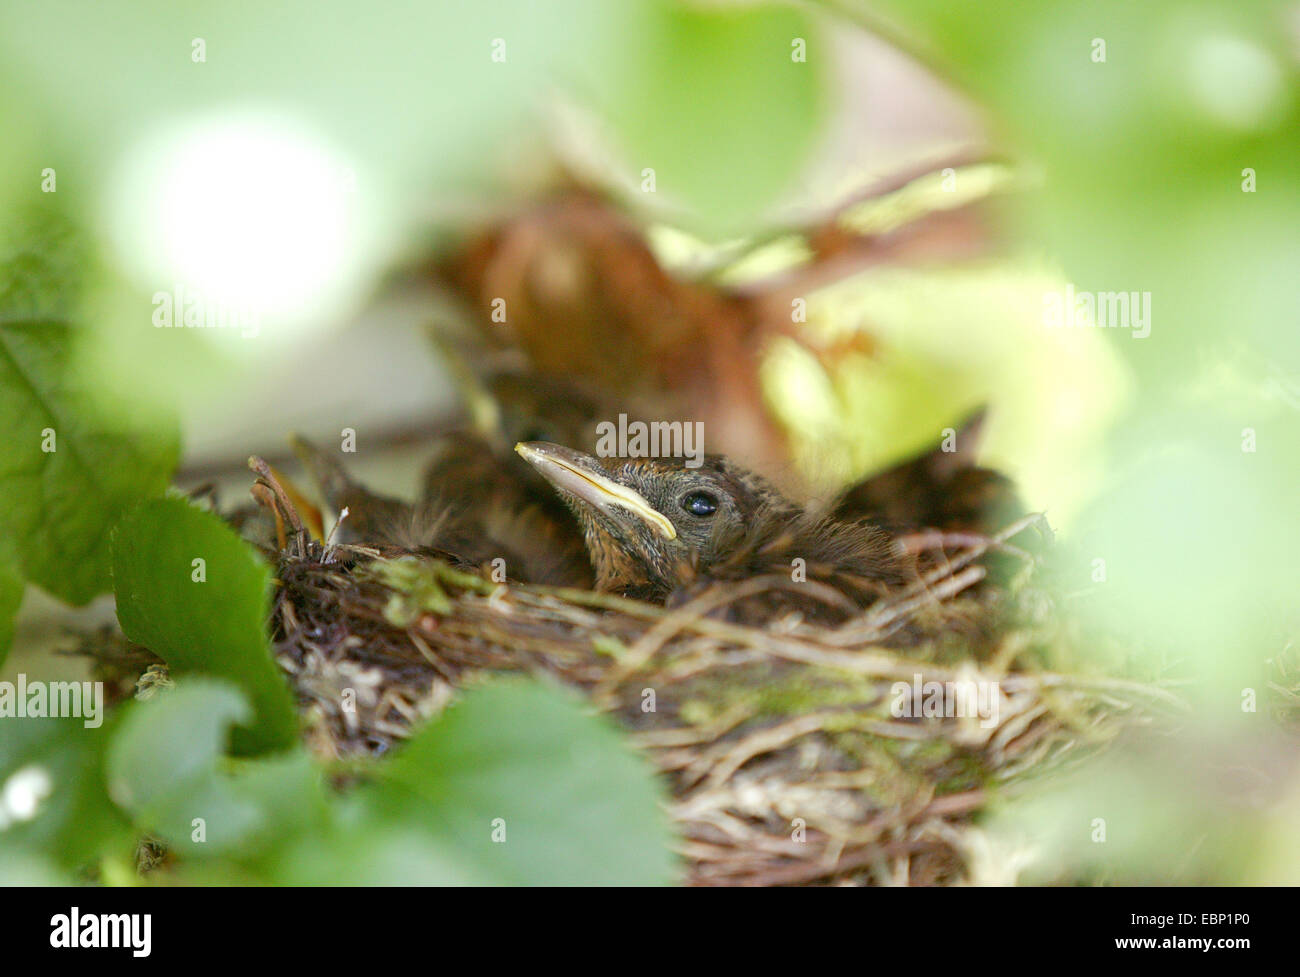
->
289 432 591 586
289 434 473 560
831 409 1024 535
418 429 593 587
515 441 909 620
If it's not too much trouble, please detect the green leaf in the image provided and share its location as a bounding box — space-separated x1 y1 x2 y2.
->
106 680 327 857
373 678 677 885
604 1 828 232
272 817 487 886
0 713 134 871
0 849 69 885
104 679 674 885
106 681 260 852
0 227 178 605
861 0 1299 380
110 497 297 754
0 561 23 666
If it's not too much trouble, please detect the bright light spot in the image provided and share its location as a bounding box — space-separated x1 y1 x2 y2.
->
107 111 374 345
1 765 53 825
1187 34 1287 131
1052 385 1085 428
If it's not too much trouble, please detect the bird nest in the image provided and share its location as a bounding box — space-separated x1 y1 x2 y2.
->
266 515 1177 886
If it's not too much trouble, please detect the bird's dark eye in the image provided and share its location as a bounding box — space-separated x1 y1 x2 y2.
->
681 491 718 517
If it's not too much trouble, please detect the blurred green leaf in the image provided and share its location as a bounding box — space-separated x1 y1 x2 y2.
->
0 0 655 252
106 681 259 853
272 814 487 885
0 224 178 605
106 680 328 857
988 726 1279 884
857 0 1299 378
0 848 68 885
110 497 297 754
844 0 1300 883
605 1 828 232
132 679 675 884
0 714 133 872
0 562 22 665
849 0 1300 674
766 259 1133 522
374 678 677 885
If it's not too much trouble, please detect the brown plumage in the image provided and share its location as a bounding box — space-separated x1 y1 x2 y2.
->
516 442 910 621
290 434 466 557
831 409 1025 535
418 429 592 587
287 365 604 587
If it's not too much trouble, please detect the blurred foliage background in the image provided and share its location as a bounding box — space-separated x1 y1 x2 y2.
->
0 0 1297 883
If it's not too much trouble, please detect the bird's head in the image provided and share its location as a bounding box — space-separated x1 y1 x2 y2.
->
514 441 788 597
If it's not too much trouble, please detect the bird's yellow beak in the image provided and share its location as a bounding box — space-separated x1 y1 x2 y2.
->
515 442 677 541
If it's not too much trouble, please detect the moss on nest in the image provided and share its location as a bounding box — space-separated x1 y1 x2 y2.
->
68 498 1188 884
249 520 1181 886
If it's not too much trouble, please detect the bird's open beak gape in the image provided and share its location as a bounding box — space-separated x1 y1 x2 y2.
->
515 441 677 541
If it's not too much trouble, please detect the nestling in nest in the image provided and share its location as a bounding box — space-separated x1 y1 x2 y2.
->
245 418 1171 886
